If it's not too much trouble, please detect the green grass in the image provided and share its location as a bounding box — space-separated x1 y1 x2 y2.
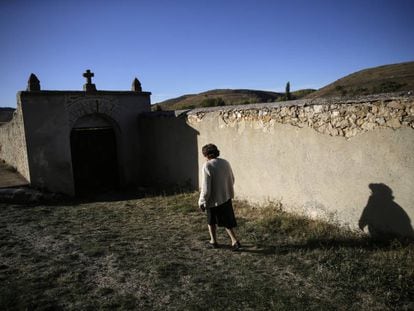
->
0 192 413 310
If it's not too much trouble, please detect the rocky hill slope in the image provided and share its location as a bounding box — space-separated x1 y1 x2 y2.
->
305 61 414 99
156 88 315 111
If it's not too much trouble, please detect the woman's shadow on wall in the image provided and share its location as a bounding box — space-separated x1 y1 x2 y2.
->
359 183 414 240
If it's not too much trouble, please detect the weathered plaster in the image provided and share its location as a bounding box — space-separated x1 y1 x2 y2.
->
145 93 414 236
0 99 30 181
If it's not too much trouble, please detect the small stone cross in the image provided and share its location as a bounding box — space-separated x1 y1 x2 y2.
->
83 70 94 84
83 69 97 92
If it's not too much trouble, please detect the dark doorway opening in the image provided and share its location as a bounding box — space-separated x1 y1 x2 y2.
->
70 127 120 196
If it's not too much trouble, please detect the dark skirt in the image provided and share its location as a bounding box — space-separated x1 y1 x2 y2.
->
206 199 237 228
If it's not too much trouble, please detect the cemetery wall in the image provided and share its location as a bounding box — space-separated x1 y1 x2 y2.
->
0 100 30 181
138 111 199 190
143 93 414 236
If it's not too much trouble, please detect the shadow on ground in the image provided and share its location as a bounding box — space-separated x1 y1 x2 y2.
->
0 185 195 206
236 236 414 256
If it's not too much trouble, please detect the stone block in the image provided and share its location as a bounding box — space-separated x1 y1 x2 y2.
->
387 101 405 110
376 117 386 126
371 105 378 113
313 105 323 113
387 118 402 129
361 122 376 131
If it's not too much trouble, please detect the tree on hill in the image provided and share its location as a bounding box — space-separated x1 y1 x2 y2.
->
285 81 291 100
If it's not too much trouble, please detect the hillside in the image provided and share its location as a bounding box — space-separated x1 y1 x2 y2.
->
155 62 414 110
306 61 414 99
156 88 315 111
0 108 15 124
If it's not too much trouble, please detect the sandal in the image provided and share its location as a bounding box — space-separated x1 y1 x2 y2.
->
207 241 218 249
231 241 241 251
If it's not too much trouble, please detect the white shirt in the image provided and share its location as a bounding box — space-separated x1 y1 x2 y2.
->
198 158 235 208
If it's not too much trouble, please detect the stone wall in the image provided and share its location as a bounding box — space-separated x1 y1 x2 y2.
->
0 101 30 181
187 93 414 138
144 93 414 237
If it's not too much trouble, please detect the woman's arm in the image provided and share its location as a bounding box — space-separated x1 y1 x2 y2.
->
198 164 211 207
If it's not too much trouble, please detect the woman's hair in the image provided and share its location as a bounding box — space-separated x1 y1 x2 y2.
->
202 144 220 159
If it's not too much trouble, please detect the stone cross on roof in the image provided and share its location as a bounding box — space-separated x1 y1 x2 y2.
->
83 69 97 92
27 73 41 91
83 70 94 84
131 77 142 92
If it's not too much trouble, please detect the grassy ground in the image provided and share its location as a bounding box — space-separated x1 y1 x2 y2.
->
0 192 413 310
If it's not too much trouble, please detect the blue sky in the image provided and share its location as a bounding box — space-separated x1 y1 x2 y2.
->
0 0 413 107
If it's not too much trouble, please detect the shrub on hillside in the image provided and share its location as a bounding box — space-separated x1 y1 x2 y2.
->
181 104 196 110
373 81 405 93
200 97 226 107
335 85 348 96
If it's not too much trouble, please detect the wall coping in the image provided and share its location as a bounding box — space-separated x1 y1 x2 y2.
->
18 90 152 97
173 91 413 115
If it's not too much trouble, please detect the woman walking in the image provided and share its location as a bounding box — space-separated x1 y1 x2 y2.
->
198 144 241 251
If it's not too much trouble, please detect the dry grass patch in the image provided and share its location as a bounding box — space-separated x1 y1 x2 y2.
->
0 192 413 310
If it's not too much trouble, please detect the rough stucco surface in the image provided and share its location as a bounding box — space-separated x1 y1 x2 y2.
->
138 112 199 189
148 93 414 234
0 100 30 181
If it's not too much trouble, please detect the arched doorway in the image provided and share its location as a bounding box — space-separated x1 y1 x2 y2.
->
70 114 120 196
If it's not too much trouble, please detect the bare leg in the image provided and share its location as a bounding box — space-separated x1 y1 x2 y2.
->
208 224 217 244
225 228 238 245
